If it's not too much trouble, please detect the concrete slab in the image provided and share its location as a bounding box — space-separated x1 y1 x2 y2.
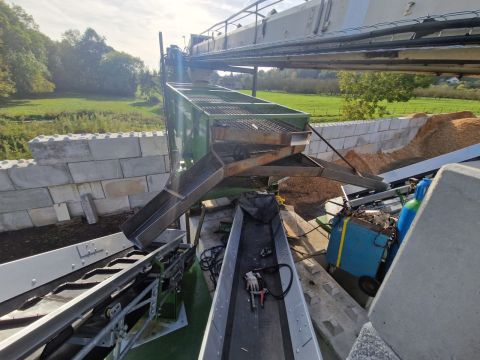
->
53 203 71 222
0 211 33 232
88 133 141 160
139 131 169 156
347 322 400 360
0 166 15 191
129 191 159 208
77 181 105 199
93 196 130 216
146 173 170 192
49 184 80 203
29 134 93 165
0 188 52 213
8 162 71 189
120 156 166 177
81 193 98 224
101 177 147 198
370 164 480 360
28 206 57 226
69 160 123 183
66 201 84 217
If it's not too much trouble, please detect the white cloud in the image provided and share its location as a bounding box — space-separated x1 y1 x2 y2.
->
9 0 300 69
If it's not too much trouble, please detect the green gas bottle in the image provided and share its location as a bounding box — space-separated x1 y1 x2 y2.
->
397 178 432 241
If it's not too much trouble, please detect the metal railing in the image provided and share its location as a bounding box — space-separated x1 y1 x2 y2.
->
200 0 283 49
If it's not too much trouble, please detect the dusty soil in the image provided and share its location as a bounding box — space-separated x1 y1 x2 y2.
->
280 112 480 219
0 213 132 264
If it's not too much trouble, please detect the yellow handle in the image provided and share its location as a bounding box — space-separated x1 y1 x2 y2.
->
336 217 351 267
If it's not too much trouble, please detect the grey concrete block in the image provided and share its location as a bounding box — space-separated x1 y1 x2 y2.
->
49 184 80 203
0 188 52 213
28 206 57 226
389 117 410 130
120 156 166 177
321 124 342 139
343 136 359 149
93 196 130 216
88 133 141 160
66 201 84 217
8 162 71 189
139 131 169 156
102 177 148 198
377 118 392 132
78 182 105 199
0 163 15 191
129 191 160 208
69 160 123 183
367 121 381 134
354 122 370 136
370 164 480 360
53 203 70 221
340 123 356 137
29 134 93 165
356 134 371 147
0 211 33 232
347 322 400 360
310 141 322 154
147 173 170 192
329 137 345 150
81 193 98 224
380 130 396 142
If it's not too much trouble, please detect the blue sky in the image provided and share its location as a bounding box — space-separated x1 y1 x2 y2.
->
10 0 298 69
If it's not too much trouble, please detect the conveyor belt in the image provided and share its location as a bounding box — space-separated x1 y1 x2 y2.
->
200 195 322 360
0 236 188 360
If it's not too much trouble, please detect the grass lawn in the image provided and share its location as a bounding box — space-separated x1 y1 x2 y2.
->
0 93 164 160
0 93 161 119
243 91 480 122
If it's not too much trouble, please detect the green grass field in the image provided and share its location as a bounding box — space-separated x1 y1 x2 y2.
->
0 93 161 119
244 91 480 122
0 93 163 160
1 91 479 160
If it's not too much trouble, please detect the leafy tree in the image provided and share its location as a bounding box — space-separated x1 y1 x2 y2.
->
0 58 15 97
138 69 160 100
339 72 417 119
100 52 143 96
0 1 54 95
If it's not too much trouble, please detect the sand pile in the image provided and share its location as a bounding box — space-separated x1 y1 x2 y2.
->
280 112 480 219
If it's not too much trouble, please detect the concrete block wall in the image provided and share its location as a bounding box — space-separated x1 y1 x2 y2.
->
0 116 428 232
304 116 427 161
0 131 170 232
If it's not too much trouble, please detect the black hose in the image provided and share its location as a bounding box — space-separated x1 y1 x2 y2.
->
254 263 293 300
200 245 225 288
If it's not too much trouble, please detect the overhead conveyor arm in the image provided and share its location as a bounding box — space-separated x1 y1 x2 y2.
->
184 0 480 75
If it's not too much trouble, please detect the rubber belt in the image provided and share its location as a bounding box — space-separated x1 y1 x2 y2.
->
336 217 351 267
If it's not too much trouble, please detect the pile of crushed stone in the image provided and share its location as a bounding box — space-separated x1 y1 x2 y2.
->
280 112 480 219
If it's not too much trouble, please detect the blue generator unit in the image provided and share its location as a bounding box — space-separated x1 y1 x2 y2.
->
326 216 389 278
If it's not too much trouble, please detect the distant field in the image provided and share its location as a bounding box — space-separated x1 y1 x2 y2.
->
243 91 480 122
0 93 163 160
0 94 161 119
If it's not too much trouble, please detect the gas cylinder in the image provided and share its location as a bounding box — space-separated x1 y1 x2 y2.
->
384 178 432 272
397 178 432 241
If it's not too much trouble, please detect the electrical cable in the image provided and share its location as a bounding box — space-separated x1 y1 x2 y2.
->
253 263 293 300
200 245 225 288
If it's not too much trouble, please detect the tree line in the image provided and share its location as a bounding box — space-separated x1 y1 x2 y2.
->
0 1 157 98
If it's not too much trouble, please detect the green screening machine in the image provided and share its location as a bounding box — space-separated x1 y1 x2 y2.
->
121 81 386 250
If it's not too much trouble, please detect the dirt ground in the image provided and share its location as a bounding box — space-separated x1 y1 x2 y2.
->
0 213 131 264
280 112 480 219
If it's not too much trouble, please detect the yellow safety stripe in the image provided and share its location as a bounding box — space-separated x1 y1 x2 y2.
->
336 217 351 267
